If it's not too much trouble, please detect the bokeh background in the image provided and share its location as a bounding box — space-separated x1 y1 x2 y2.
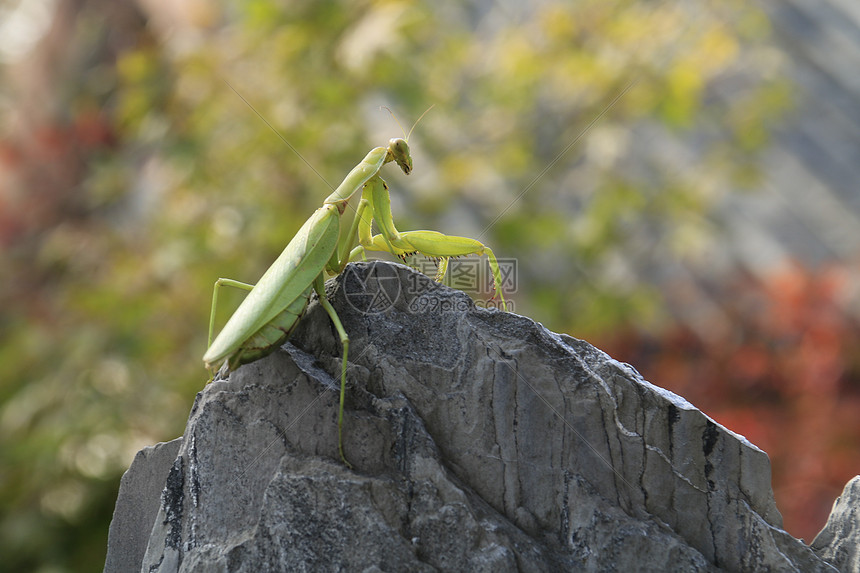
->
2 0 859 570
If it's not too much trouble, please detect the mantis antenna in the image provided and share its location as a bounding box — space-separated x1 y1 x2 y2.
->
380 104 436 142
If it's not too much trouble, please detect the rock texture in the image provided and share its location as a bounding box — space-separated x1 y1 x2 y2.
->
104 438 182 573
106 262 843 572
812 476 860 572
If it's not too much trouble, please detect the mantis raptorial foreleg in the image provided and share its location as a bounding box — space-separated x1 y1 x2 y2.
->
359 230 507 304
434 258 449 282
348 178 507 304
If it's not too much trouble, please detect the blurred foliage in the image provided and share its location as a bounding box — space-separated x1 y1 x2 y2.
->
0 0 793 570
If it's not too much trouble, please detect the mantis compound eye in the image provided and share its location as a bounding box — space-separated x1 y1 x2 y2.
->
388 138 412 175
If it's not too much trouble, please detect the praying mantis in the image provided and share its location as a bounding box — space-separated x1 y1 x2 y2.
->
203 126 507 467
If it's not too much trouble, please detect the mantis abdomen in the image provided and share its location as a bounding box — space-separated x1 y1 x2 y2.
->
204 204 341 371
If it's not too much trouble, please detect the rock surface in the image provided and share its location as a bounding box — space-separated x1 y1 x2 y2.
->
811 476 860 572
104 438 182 573
106 262 843 572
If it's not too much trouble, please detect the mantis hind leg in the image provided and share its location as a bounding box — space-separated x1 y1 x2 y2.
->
312 274 352 469
208 278 255 349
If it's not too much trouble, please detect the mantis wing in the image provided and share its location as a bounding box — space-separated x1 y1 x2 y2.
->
203 204 340 368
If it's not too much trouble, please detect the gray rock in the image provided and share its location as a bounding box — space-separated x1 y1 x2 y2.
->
107 262 840 572
104 438 182 573
812 476 860 572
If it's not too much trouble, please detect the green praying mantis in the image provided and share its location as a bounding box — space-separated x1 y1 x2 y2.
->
203 123 507 467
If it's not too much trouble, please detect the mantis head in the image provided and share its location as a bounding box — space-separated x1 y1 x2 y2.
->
387 138 412 175
382 105 433 176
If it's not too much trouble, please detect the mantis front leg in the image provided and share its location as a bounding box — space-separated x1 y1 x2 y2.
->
377 230 507 305
350 178 508 305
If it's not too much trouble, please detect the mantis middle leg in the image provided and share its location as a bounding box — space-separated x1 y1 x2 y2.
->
312 273 352 468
